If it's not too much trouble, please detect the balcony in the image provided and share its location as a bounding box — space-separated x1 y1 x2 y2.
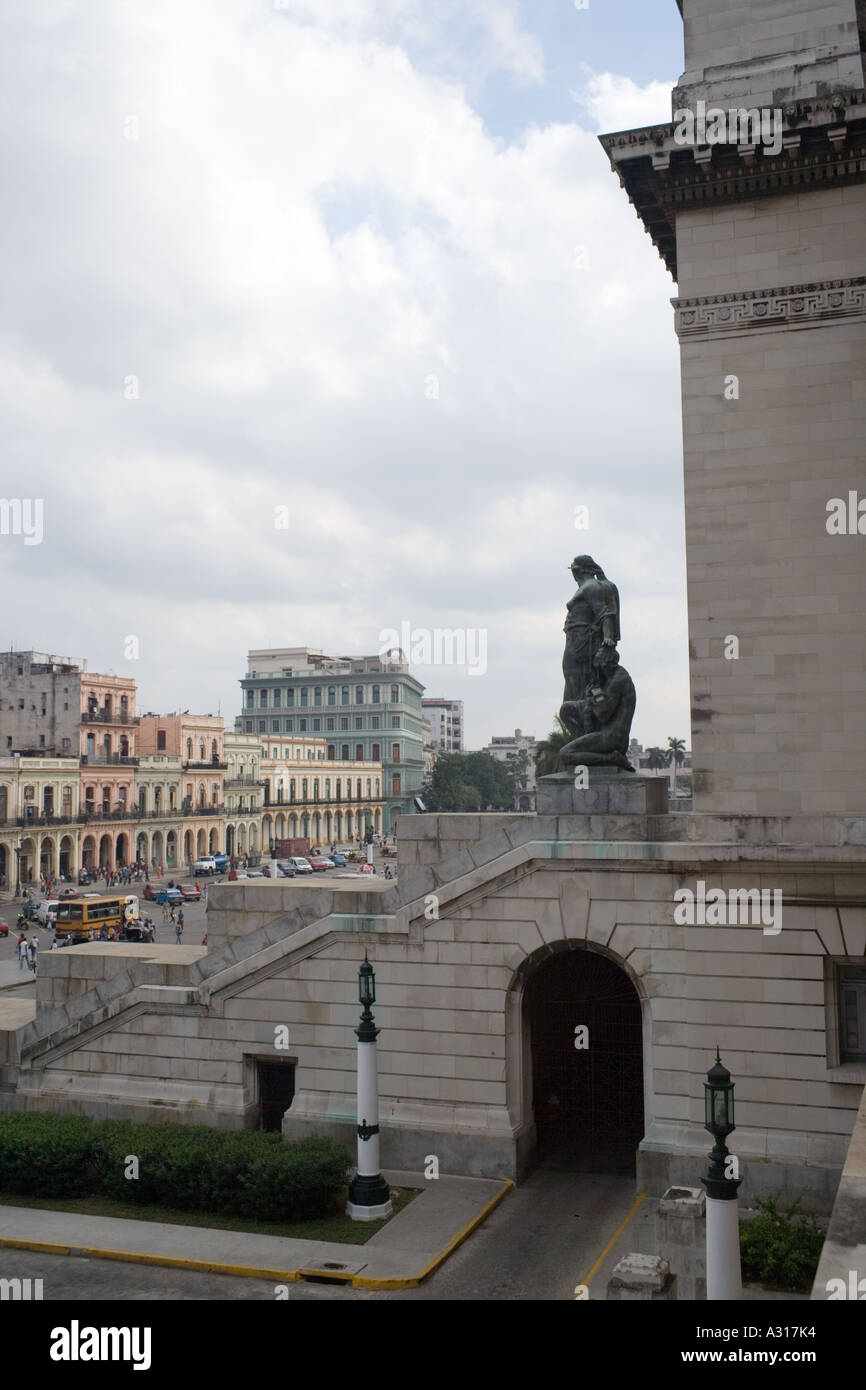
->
183 804 226 817
183 759 227 770
82 711 140 725
80 754 139 766
76 807 136 823
14 813 67 828
224 776 265 788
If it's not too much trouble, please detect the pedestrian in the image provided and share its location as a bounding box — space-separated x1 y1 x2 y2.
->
50 937 58 951
17 934 27 971
27 936 38 973
175 920 184 945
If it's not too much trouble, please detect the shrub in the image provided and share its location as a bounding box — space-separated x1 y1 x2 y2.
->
0 1113 98 1197
740 1195 826 1292
0 1114 350 1222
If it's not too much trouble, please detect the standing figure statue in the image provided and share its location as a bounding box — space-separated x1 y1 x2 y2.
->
562 555 620 704
559 556 636 770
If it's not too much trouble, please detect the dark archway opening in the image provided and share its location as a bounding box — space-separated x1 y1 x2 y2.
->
524 947 643 1174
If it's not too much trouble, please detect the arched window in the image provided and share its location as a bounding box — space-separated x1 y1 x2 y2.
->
325 779 331 800
198 782 206 807
199 739 205 760
313 780 319 802
302 778 308 799
186 738 193 759
355 685 363 705
336 779 342 800
328 686 336 706
341 686 349 705
314 687 322 707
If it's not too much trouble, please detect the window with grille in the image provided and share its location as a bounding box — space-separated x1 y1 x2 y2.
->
840 967 866 1062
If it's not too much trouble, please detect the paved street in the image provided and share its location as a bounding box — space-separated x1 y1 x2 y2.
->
0 1169 638 1301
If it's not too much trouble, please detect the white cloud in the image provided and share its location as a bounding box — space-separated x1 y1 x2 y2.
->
575 70 675 132
0 2 688 749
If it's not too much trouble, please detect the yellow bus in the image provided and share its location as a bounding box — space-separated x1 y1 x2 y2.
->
53 895 139 943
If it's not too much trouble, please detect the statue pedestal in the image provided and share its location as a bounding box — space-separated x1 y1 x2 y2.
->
537 768 667 816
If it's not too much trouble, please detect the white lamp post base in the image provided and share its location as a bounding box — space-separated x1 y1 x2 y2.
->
346 1199 393 1222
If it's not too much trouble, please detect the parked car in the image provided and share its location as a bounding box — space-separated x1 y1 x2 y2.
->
289 857 313 874
178 884 201 901
329 853 348 868
245 868 265 879
308 856 335 872
192 857 219 875
57 887 80 899
0 919 9 938
276 862 297 878
143 883 159 901
227 868 248 881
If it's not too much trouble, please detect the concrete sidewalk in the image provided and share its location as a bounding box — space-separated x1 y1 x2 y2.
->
0 1171 512 1289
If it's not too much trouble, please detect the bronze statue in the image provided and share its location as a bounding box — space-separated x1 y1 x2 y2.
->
559 557 635 770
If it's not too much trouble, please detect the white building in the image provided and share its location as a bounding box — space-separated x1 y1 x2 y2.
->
421 698 463 753
485 728 536 812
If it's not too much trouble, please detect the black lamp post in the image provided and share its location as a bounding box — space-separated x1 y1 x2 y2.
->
14 843 23 898
701 1048 742 1299
346 954 392 1220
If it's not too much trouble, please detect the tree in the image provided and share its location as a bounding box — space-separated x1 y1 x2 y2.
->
422 751 515 812
667 736 686 796
535 715 570 778
646 746 667 771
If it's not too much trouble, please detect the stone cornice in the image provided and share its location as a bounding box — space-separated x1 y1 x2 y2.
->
673 276 866 339
598 92 866 279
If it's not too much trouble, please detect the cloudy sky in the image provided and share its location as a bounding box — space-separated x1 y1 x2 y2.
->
1 0 689 751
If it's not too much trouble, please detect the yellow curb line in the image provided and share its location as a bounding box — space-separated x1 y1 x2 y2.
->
351 1178 515 1289
576 1191 646 1293
0 1179 515 1292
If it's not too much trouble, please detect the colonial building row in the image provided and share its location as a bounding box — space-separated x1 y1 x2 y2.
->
0 652 387 887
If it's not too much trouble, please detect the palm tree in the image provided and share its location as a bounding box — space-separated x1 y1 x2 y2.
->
646 746 667 771
535 714 571 778
667 736 686 797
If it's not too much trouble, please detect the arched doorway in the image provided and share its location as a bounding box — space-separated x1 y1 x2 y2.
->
115 833 128 866
209 828 219 853
152 830 164 868
136 832 148 866
522 945 644 1174
166 830 177 868
0 844 7 889
82 835 96 870
59 835 74 879
98 834 112 869
226 824 235 856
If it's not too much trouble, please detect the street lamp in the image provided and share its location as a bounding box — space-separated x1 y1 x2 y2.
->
701 1048 742 1300
346 953 392 1221
14 843 23 898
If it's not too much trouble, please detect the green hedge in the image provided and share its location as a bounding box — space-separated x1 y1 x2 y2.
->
740 1196 826 1293
0 1114 350 1222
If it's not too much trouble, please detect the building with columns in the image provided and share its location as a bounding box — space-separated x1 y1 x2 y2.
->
224 731 264 862
260 736 384 849
138 714 227 868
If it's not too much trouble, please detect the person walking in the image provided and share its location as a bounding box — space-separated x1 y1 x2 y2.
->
177 908 184 931
27 936 38 973
175 919 184 946
17 934 27 970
